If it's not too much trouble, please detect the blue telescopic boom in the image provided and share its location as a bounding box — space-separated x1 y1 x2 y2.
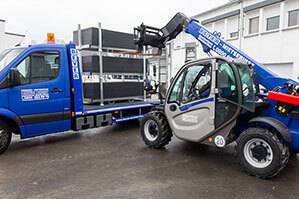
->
186 19 298 90
134 13 298 91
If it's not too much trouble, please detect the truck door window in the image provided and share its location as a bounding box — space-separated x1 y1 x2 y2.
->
15 51 60 85
15 57 30 85
181 64 211 104
0 48 26 73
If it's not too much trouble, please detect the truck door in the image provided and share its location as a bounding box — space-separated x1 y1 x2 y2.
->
8 48 71 138
165 60 216 142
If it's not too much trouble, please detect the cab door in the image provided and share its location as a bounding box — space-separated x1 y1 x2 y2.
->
165 60 216 142
215 60 241 129
215 60 256 130
8 47 71 138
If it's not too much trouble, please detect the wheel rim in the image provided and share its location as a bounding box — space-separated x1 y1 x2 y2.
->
243 138 273 169
144 120 159 141
0 129 9 149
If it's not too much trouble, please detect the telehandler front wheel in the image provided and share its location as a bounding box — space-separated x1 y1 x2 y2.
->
141 111 172 149
0 120 12 154
237 127 289 179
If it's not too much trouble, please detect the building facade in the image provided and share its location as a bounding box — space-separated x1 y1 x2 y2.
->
0 19 25 52
170 0 299 80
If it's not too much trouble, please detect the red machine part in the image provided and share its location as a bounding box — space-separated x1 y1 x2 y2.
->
268 91 299 106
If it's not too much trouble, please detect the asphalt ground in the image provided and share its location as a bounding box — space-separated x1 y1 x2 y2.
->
1 121 299 199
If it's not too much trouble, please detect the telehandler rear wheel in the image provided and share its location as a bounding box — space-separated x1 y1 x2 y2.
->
0 120 12 154
237 127 289 179
141 111 172 149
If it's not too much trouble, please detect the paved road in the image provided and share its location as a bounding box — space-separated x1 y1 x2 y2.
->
1 121 299 199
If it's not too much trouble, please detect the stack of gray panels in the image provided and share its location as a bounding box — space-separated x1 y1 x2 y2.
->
82 55 144 100
82 56 143 73
73 28 137 50
83 82 144 100
73 27 144 103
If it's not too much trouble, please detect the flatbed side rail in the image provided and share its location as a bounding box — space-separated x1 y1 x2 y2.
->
73 101 159 130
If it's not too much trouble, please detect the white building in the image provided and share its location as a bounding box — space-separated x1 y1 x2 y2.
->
170 0 299 80
0 19 25 52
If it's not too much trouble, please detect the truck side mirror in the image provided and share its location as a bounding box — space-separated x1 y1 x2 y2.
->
8 68 21 87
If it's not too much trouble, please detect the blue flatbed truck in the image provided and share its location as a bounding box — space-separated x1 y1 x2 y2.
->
0 43 158 154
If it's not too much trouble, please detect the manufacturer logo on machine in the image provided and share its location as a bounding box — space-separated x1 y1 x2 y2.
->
70 48 80 80
199 28 220 45
182 114 198 123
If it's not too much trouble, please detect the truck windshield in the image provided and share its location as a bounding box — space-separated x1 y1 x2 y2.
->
236 63 256 112
0 48 26 73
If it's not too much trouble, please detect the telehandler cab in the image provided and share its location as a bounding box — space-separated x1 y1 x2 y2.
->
135 13 299 178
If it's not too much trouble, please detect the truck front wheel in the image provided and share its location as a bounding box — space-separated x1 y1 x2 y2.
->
0 120 12 154
141 111 172 149
237 127 289 179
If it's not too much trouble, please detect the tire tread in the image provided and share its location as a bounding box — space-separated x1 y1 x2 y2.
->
141 111 172 149
237 127 289 179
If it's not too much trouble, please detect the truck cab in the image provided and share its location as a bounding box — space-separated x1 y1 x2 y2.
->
0 44 72 139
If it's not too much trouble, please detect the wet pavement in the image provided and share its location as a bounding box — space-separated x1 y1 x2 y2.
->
1 121 299 199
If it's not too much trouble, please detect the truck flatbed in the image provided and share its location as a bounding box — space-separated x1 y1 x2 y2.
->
82 101 160 116
72 100 160 127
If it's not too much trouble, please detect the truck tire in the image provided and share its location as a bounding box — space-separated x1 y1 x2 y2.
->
141 111 172 149
0 120 12 154
236 127 289 179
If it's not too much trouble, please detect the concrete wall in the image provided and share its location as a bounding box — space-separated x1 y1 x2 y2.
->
169 0 299 80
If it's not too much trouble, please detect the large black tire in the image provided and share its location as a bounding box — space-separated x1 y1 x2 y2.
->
237 127 289 179
0 120 12 154
141 111 172 149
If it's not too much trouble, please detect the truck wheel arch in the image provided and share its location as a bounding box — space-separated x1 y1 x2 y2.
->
0 107 24 136
0 116 22 135
248 117 291 143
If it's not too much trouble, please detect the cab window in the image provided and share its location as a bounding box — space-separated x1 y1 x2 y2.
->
168 74 183 103
215 61 239 128
217 62 238 103
181 64 211 104
237 64 256 112
15 51 60 85
168 63 211 104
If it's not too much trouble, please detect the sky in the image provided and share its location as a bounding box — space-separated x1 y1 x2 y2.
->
0 0 228 43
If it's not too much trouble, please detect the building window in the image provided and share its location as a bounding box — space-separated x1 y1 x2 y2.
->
230 31 239 39
249 17 259 34
266 16 280 31
288 9 299 27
